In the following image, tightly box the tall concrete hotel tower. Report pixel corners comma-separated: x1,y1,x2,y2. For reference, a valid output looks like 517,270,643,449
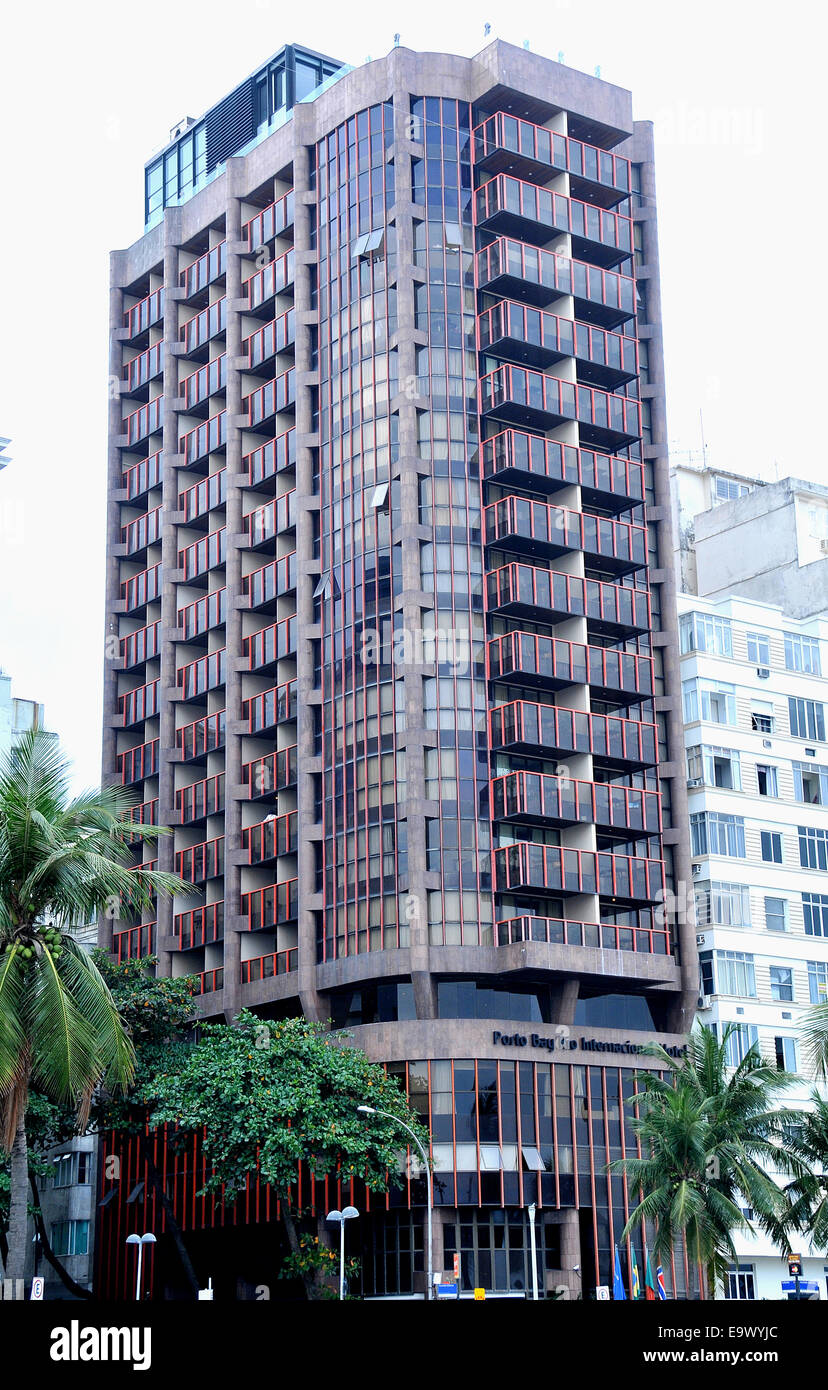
101,39,697,1299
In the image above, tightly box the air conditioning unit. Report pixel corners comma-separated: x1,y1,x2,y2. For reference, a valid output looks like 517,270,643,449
695,933,706,946
687,777,703,787
692,863,702,875
820,538,828,555
697,995,713,1011
756,666,770,679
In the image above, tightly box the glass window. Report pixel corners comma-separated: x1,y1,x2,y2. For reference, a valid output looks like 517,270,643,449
716,950,756,997
808,959,828,1004
803,893,828,937
687,745,741,790
51,1220,89,1258
799,826,828,871
784,632,821,675
712,476,751,505
761,830,783,863
789,697,826,742
746,631,770,666
751,703,774,733
52,1155,74,1188
683,680,737,725
793,762,828,806
691,813,745,858
770,966,793,1002
720,1024,758,1067
775,1036,797,1071
765,897,787,932
756,764,778,797
680,612,732,657
724,1264,756,1299
695,881,751,927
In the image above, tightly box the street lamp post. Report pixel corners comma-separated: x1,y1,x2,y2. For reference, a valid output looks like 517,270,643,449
125,1233,156,1301
527,1203,539,1301
326,1206,359,1300
358,1104,433,1301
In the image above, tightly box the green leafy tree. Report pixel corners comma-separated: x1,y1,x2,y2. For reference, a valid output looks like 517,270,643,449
143,1011,431,1300
608,1025,809,1298
799,1001,828,1082
781,1092,828,1254
0,730,187,1284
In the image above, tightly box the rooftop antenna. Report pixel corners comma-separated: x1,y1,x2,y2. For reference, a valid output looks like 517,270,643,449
699,409,709,468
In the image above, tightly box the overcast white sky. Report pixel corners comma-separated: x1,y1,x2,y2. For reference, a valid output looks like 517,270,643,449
0,0,824,791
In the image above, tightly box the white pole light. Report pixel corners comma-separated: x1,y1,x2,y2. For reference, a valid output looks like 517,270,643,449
357,1104,433,1300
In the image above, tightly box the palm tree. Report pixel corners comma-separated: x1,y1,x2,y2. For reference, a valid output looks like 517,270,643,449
608,1025,809,1299
0,730,186,1286
781,1091,828,1255
799,1002,828,1082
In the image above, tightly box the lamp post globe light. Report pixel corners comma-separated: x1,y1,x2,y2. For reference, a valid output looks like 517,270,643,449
358,1105,433,1301
126,1233,156,1301
326,1206,359,1301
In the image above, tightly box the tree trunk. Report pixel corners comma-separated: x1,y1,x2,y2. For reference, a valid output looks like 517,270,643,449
5,1111,29,1288
281,1200,322,1301
138,1133,201,1298
28,1172,93,1300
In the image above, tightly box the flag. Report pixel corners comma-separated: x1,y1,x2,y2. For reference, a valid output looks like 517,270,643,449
631,1246,641,1300
613,1245,626,1300
645,1250,658,1301
656,1264,667,1300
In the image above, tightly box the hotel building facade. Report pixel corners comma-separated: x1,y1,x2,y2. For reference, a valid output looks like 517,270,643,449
99,39,698,1299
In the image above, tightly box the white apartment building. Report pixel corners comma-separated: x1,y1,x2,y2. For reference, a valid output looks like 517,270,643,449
678,590,828,1299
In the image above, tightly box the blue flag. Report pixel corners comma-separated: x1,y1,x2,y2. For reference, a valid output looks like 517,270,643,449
613,1245,627,1300
656,1264,667,1300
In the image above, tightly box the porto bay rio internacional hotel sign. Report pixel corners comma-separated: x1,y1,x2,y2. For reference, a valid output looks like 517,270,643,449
492,1029,688,1059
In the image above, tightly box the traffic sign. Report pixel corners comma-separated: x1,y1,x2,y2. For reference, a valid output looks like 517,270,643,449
788,1254,803,1278
437,1282,458,1299
30,1277,44,1301
595,1285,610,1301
474,1287,485,1301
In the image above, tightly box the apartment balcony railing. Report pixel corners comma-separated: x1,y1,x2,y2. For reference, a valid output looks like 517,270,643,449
244,309,296,369
243,809,299,865
118,739,159,786
119,678,160,727
487,631,654,703
241,878,299,931
175,836,225,885
476,237,636,325
245,428,296,488
244,491,296,548
176,773,225,824
180,355,227,411
243,368,296,429
244,618,297,672
180,412,227,467
480,429,644,511
124,451,163,502
121,562,161,614
240,949,298,983
113,923,157,962
176,710,226,763
178,588,227,641
178,468,227,524
478,302,637,384
244,189,295,250
179,241,227,299
490,700,658,770
491,771,661,835
192,968,224,996
486,563,650,636
493,842,664,906
121,506,162,557
120,620,161,670
245,553,297,609
479,364,640,447
122,799,158,842
123,288,164,339
180,297,226,354
175,901,224,950
123,398,163,448
176,648,226,701
485,495,647,572
124,343,164,393
475,174,632,260
244,249,295,310
242,680,297,734
243,745,297,800
178,527,226,581
495,914,669,956
473,112,631,204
